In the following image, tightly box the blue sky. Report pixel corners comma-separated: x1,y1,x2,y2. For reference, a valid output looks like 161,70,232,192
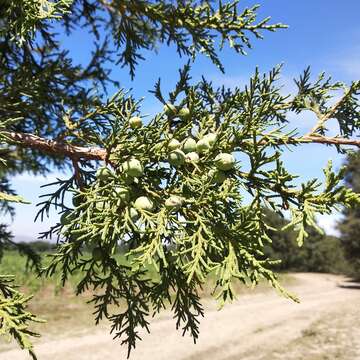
7,0,360,240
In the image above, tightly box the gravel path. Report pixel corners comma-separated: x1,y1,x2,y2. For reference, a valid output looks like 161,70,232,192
3,273,360,360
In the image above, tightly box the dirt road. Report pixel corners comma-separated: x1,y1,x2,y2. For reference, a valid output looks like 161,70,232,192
2,273,360,360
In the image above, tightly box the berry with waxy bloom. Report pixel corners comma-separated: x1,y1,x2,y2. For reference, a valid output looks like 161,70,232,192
203,132,217,147
96,166,112,181
185,152,200,163
168,139,181,151
129,116,142,129
196,138,211,153
129,207,139,221
122,158,144,177
214,153,235,171
183,137,197,153
178,107,190,119
168,149,186,167
134,196,154,211
165,195,183,211
114,186,131,203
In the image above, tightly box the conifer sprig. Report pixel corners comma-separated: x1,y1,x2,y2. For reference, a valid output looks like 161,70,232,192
1,1,359,358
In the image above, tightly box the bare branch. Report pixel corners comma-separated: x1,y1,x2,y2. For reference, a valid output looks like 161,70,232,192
4,131,360,165
300,135,360,147
3,131,107,161
254,135,360,148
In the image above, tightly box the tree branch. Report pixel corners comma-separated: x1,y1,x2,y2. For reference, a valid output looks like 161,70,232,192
3,131,360,164
243,135,360,149
299,135,360,147
3,131,107,160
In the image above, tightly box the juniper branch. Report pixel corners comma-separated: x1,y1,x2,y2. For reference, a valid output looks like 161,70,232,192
4,131,107,161
3,131,359,165
309,82,360,135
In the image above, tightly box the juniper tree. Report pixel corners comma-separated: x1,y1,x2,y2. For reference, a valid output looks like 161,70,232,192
338,151,360,277
1,1,360,358
264,209,347,273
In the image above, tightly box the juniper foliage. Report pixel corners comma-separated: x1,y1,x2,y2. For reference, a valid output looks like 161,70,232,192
0,1,360,358
0,275,44,360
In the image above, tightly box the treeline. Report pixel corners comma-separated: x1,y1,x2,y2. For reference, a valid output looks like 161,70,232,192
263,150,360,278
338,151,360,279
264,209,350,274
9,240,56,252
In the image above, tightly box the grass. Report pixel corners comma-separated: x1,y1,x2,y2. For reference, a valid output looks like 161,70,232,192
0,250,295,297
0,251,84,293
0,252,96,347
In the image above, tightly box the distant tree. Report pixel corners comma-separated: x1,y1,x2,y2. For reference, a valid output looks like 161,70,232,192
19,241,56,253
338,151,360,277
264,210,348,273
1,1,360,358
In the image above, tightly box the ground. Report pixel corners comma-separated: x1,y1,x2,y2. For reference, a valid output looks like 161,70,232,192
1,273,360,359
